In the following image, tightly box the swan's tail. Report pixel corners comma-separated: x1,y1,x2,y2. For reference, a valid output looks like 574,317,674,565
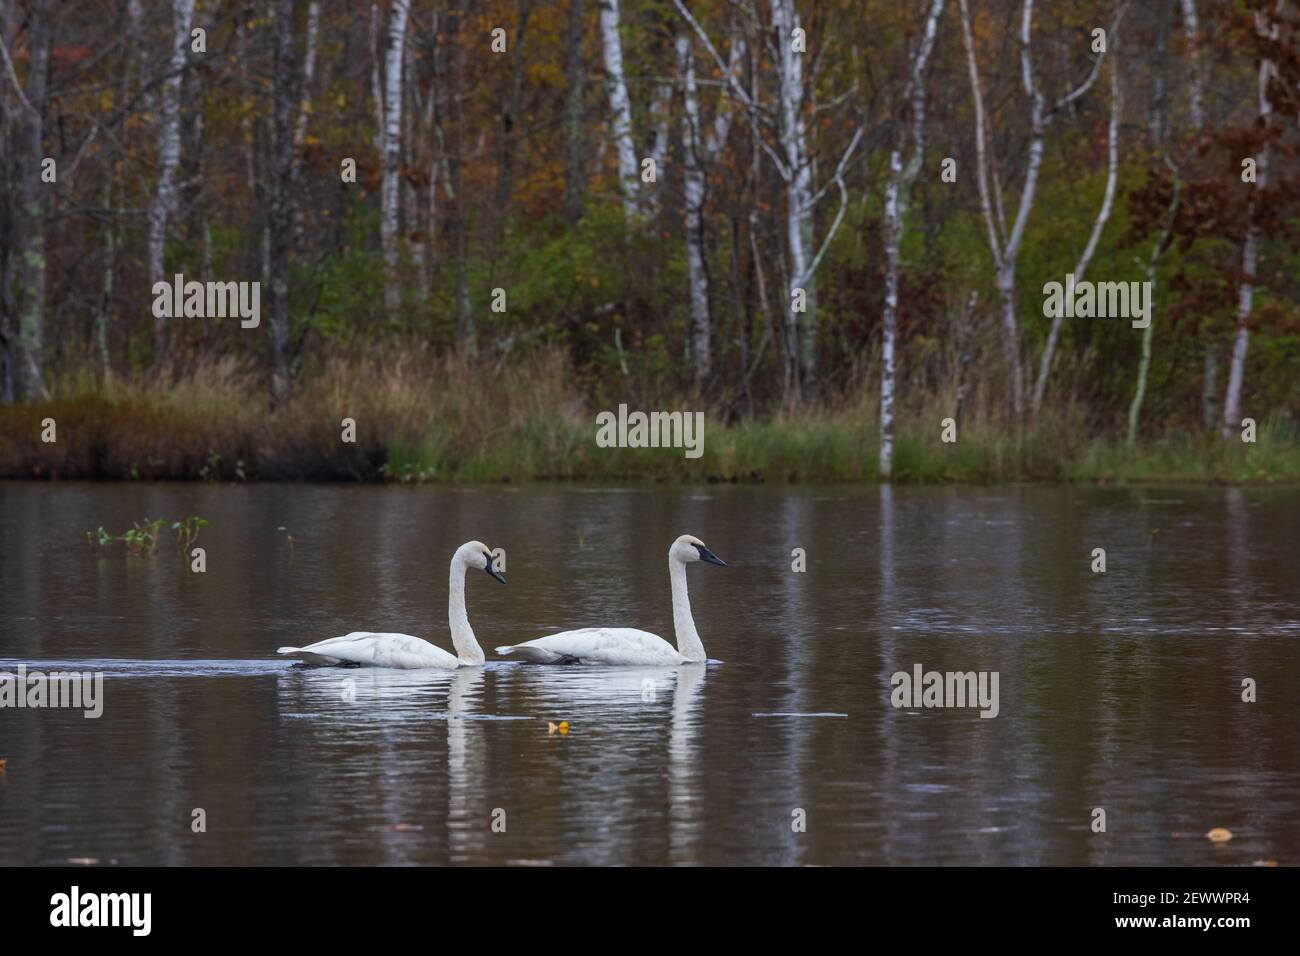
278,647,344,667
495,644,568,664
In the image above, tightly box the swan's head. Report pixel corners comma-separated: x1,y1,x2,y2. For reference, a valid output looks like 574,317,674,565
458,540,507,585
671,534,727,567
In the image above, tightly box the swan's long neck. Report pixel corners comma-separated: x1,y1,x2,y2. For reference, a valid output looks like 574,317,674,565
448,559,485,664
669,557,706,663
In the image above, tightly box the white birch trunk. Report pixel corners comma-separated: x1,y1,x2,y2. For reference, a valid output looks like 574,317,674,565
1128,183,1189,444
880,156,902,477
643,77,673,219
1179,0,1204,130
678,36,711,385
673,0,858,400
1128,159,1181,446
1221,9,1275,438
381,0,410,317
1032,52,1121,411
369,4,385,154
292,0,321,250
147,0,196,363
1222,227,1259,438
269,0,299,405
599,0,640,222
97,162,117,384
126,0,151,112
960,0,1018,416
294,0,321,153
960,0,1112,419
3,0,52,399
770,0,816,396
880,0,945,478
1180,0,1222,431
677,30,743,387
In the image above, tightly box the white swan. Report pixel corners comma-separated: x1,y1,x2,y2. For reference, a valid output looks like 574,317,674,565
277,541,506,669
494,534,725,666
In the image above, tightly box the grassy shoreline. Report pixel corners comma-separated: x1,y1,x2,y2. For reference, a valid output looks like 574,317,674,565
3,352,1297,485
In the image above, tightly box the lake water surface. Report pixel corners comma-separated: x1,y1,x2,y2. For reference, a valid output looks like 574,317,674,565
1,481,1297,865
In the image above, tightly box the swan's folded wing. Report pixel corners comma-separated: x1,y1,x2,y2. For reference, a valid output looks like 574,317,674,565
291,631,381,652
372,634,459,669
284,632,457,669
498,628,681,666
277,648,346,667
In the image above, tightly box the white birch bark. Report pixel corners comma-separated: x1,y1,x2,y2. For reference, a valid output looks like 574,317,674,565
1180,0,1222,430
123,0,150,113
564,0,586,224
1221,6,1276,438
959,0,1019,416
381,0,411,316
1032,52,1121,412
769,0,820,396
678,36,711,385
960,0,1114,419
1222,218,1260,438
98,162,117,384
0,0,52,399
421,13,445,299
642,77,673,219
599,0,640,222
881,0,945,479
292,0,321,250
676,0,795,387
147,0,196,363
370,4,385,154
677,31,743,387
295,0,321,152
1179,0,1204,130
403,35,418,281
674,0,860,399
269,0,299,405
1128,163,1179,447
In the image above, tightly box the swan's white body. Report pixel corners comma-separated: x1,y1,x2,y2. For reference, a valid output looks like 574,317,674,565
497,627,687,666
278,632,462,669
495,535,723,666
277,541,503,669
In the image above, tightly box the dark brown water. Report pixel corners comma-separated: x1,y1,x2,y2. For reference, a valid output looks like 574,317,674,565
1,481,1297,865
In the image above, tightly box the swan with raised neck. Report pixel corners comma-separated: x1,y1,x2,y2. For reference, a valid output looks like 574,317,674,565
494,534,725,666
277,540,505,668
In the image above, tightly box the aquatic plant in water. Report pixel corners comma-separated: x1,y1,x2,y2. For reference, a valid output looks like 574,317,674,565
85,516,208,556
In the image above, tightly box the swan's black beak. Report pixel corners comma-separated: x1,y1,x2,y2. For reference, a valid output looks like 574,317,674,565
695,544,727,567
483,552,507,585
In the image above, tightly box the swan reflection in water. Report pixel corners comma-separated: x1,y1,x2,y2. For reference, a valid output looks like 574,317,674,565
275,661,710,864
494,661,711,864
275,665,504,863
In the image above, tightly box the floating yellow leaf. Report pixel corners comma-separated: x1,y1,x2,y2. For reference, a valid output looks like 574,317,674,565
1206,827,1233,843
